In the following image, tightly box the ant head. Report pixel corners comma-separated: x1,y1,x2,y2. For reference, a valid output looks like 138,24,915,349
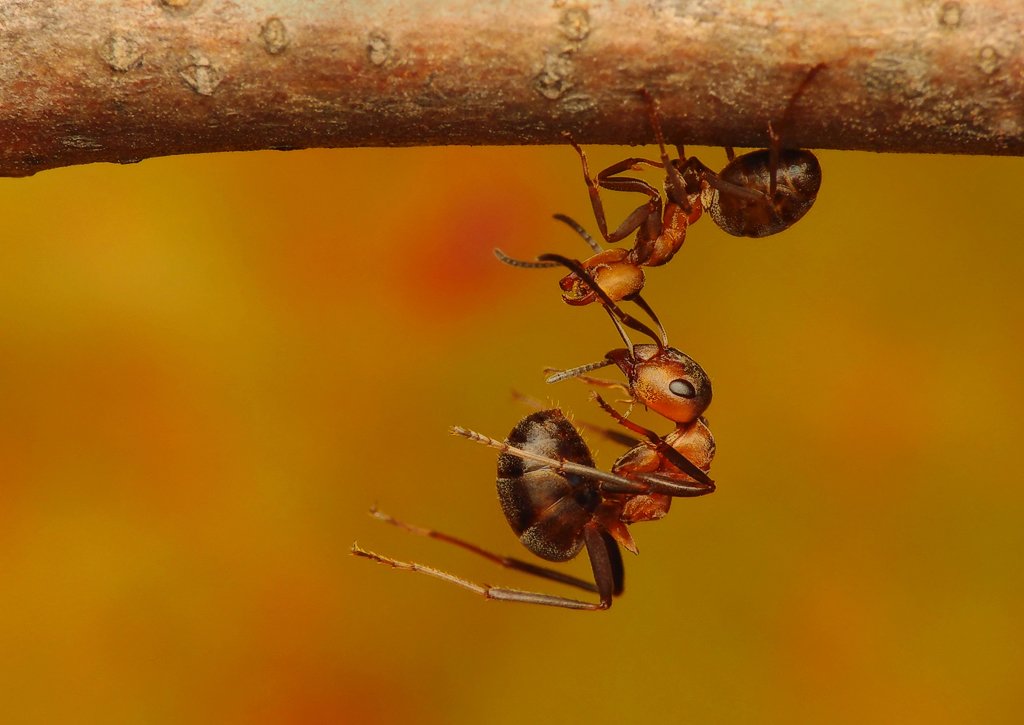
609,345,712,424
536,252,664,349
557,249,645,307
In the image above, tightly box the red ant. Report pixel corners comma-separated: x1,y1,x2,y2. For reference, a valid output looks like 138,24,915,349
491,66,823,341
576,64,825,242
352,261,715,610
539,253,716,522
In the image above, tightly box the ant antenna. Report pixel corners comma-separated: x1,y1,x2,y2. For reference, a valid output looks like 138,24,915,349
493,213,604,269
552,213,603,254
536,253,665,349
545,357,616,384
493,249,558,269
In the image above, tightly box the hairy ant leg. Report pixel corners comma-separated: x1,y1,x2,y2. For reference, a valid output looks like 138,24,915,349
566,135,666,245
592,393,714,489
352,526,618,611
364,506,601,592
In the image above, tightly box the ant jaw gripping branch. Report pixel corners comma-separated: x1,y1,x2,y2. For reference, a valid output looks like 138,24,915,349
535,252,667,349
493,213,665,341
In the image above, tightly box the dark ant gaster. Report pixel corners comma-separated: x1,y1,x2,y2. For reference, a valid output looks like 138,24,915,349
694,64,825,238
587,63,825,241
352,262,715,610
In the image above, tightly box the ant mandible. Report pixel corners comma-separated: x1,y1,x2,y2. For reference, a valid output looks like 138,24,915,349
495,213,671,342
540,253,717,522
352,263,716,610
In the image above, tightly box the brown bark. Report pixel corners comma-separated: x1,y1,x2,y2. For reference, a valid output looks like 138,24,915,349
0,0,1022,177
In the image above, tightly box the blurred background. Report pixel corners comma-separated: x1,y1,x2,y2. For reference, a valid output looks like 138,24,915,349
0,140,1021,724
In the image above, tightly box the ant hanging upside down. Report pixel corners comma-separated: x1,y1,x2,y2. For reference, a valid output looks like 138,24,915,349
495,65,825,340
352,259,716,611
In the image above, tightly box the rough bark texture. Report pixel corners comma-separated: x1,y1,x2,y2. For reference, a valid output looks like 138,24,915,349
0,0,1022,177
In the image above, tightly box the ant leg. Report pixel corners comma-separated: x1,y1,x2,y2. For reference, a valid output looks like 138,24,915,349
768,63,827,198
567,136,663,243
703,172,768,202
510,388,548,411
352,525,615,610
641,89,691,212
574,422,640,449
594,174,665,242
591,394,715,489
724,147,736,162
767,122,780,198
603,529,625,595
452,425,703,497
366,506,598,592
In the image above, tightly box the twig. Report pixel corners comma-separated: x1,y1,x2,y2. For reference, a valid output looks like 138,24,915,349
0,0,1022,177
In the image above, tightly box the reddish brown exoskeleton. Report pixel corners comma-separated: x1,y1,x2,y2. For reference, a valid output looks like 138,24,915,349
492,66,824,340
646,64,825,240
540,253,717,523
493,107,708,341
352,262,716,611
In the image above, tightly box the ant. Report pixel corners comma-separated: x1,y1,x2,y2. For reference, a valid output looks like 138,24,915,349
351,395,714,611
490,65,824,340
539,253,716,522
573,63,825,242
352,262,715,610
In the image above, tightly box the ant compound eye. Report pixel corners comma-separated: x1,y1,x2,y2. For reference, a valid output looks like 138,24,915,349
669,379,696,399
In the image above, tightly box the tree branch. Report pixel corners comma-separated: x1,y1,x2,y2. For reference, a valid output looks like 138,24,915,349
1,0,1022,177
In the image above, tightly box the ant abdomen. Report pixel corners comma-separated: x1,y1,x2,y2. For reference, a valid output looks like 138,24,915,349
497,410,600,562
706,149,822,238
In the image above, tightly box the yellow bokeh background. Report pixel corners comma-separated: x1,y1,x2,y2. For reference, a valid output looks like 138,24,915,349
0,142,1021,724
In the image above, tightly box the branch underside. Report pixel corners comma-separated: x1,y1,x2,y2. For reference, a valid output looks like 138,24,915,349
1,0,1022,176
